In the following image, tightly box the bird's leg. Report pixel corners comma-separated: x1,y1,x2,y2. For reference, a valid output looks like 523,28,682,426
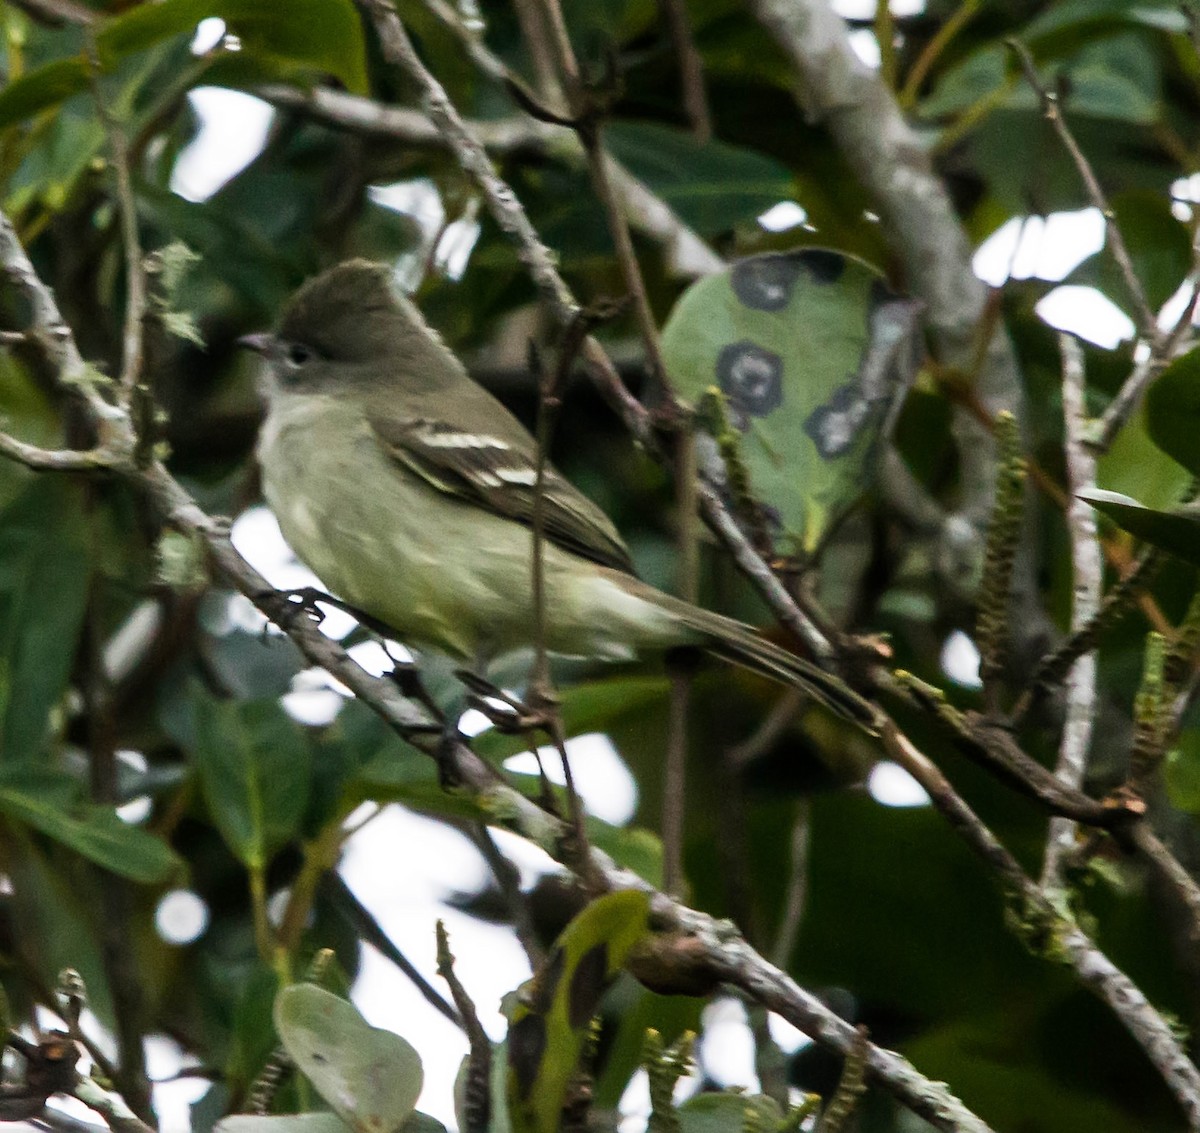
453,669,560,812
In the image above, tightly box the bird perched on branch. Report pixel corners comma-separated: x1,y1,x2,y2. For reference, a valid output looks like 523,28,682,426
241,260,875,731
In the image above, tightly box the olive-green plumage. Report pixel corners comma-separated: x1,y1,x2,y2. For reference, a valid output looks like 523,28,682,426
246,260,876,730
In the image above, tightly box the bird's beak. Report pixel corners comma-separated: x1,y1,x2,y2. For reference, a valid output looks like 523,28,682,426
236,332,274,355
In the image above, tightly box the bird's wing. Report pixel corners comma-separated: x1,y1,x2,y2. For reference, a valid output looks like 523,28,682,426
368,411,635,574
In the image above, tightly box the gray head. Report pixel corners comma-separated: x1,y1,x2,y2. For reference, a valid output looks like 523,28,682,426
239,259,468,397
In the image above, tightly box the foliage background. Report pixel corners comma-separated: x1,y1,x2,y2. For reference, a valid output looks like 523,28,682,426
0,0,1199,1131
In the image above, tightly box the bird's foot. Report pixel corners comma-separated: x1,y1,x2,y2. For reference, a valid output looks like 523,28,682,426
255,586,335,632
454,670,555,733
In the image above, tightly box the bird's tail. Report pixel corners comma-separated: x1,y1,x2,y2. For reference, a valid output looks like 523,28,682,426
662,599,879,733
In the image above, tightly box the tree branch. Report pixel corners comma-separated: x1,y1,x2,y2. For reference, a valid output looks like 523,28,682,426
1041,333,1101,890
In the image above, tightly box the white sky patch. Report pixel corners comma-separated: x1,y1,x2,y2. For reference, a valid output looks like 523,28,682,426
1173,173,1200,203
116,749,153,823
868,760,930,807
833,0,925,15
504,733,637,825
941,628,982,689
281,681,345,726
155,889,210,945
171,88,274,203
1037,286,1135,349
369,179,445,291
341,806,530,1128
847,28,882,68
435,198,482,280
758,200,808,231
1157,277,1199,333
147,1033,209,1133
768,1011,813,1054
973,210,1106,287
699,996,760,1091
190,17,226,55
229,505,358,638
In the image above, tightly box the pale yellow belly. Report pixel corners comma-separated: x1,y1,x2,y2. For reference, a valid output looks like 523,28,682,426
257,395,685,662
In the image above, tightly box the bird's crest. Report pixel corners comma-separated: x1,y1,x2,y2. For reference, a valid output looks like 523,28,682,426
280,259,399,349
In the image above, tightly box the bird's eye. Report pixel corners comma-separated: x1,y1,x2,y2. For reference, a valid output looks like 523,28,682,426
285,343,315,367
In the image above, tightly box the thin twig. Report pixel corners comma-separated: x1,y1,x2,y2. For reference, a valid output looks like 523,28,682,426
71,1078,156,1133
256,83,724,278
470,823,544,966
771,800,811,969
509,0,564,102
533,0,671,390
79,590,151,1120
435,922,492,1133
1129,823,1200,945
1007,39,1162,350
1041,333,1101,891
663,665,689,897
656,0,712,142
84,35,147,408
898,0,980,108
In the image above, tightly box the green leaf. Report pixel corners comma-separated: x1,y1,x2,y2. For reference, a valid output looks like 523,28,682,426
604,123,792,236
677,1091,784,1133
0,0,367,129
216,1115,351,1133
1023,0,1188,41
6,834,115,1025
506,891,650,1133
0,477,91,762
1166,728,1200,813
274,985,424,1133
1078,488,1200,565
192,691,312,868
661,249,921,553
0,765,178,882
216,1113,447,1133
1145,343,1200,478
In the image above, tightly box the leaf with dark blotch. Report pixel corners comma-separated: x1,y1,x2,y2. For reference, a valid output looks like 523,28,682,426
663,249,922,554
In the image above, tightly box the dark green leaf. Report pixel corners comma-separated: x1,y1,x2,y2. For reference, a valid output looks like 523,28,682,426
1145,343,1200,478
192,691,312,868
0,765,178,882
274,985,423,1133
0,0,367,129
0,477,91,762
605,123,792,235
1078,489,1200,565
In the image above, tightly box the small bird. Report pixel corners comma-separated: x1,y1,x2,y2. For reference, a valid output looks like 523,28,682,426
241,260,876,730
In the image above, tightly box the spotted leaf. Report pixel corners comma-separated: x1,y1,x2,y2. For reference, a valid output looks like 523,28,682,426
662,249,923,554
